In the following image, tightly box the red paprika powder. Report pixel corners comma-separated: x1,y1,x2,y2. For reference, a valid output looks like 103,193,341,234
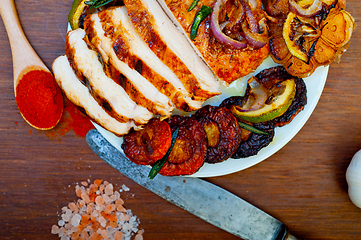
45,98,95,140
15,69,63,129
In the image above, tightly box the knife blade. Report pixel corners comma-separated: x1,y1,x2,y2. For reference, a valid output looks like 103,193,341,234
86,129,300,240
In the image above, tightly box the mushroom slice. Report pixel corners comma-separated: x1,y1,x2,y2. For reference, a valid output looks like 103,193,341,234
123,0,221,100
52,55,137,136
193,105,241,163
66,28,153,125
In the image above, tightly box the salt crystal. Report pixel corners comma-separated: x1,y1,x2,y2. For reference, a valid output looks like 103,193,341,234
58,227,66,237
98,216,107,228
60,236,70,240
118,213,127,221
92,210,99,218
135,233,143,240
58,219,65,227
114,191,120,199
86,204,93,214
123,223,133,232
109,194,117,202
62,209,73,222
68,202,78,212
81,181,88,187
98,229,108,239
122,184,130,191
114,231,123,240
65,222,72,230
102,194,111,204
105,183,114,195
81,192,91,204
71,214,81,227
51,225,60,234
95,195,104,205
106,226,117,236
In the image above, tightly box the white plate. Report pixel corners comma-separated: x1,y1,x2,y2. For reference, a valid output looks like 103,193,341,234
93,56,328,178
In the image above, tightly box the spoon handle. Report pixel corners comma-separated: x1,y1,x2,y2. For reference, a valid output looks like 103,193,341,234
0,0,48,91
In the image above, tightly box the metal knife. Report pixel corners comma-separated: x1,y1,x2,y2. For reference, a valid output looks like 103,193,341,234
86,129,300,240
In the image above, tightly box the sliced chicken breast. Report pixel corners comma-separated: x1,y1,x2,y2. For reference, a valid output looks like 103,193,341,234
84,10,175,116
52,55,137,136
123,0,221,100
155,0,270,84
66,28,153,125
85,6,203,112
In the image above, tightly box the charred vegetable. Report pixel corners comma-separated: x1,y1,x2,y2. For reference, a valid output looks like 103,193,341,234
121,119,172,165
190,5,213,39
232,121,275,158
159,116,207,176
210,0,269,49
194,105,241,163
68,0,90,30
231,78,296,123
266,0,355,77
148,128,179,179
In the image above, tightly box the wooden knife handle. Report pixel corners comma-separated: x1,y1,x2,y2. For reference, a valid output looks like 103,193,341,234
272,224,303,240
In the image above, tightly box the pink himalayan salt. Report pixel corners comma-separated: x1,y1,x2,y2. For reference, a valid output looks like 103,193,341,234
114,231,123,240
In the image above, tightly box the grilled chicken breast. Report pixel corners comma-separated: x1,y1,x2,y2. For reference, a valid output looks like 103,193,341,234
84,7,203,112
52,55,138,136
84,10,175,117
156,0,270,84
123,0,221,100
66,28,153,125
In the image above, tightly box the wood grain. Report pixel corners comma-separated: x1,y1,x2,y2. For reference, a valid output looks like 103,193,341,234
0,1,361,239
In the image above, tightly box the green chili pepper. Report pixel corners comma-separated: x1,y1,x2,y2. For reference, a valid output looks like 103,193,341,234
238,121,270,135
84,0,113,8
190,5,213,40
188,0,200,12
148,127,179,179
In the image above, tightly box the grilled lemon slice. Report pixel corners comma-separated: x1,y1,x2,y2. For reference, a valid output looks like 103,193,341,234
68,0,89,30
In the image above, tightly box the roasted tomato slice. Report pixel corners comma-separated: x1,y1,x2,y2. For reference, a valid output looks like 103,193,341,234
159,116,207,176
193,105,241,163
121,118,172,165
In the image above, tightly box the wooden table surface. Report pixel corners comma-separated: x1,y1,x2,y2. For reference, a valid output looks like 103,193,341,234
1,1,361,239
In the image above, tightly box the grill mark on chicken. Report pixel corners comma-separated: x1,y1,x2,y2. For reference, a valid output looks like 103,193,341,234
156,0,270,84
123,0,220,100
84,12,174,117
52,55,138,136
94,7,204,112
66,28,153,125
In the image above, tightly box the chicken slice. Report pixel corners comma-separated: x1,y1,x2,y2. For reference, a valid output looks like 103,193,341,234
84,10,175,116
123,0,221,101
84,6,204,112
66,28,153,125
155,0,270,84
52,55,137,136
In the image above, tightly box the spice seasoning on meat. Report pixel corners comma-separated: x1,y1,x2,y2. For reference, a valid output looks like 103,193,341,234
15,70,63,129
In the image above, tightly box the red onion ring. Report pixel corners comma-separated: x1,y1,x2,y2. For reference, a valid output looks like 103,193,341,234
289,0,323,17
211,0,248,48
241,18,268,48
242,0,259,33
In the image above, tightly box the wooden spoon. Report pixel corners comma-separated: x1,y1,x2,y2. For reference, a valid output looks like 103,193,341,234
0,0,63,130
